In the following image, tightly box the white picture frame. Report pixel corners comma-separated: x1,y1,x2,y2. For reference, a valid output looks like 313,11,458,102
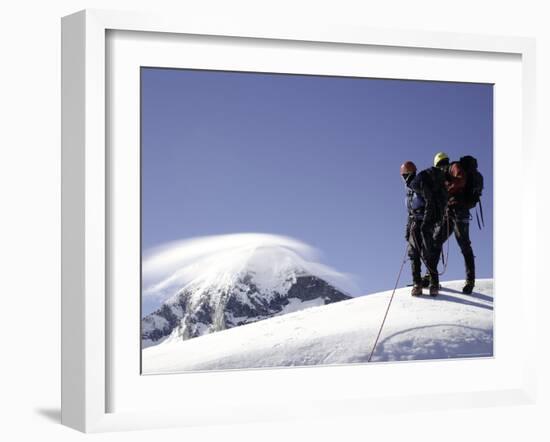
61,9,537,433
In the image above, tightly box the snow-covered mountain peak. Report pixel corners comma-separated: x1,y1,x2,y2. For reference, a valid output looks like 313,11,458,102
143,233,354,302
142,234,354,347
172,244,325,305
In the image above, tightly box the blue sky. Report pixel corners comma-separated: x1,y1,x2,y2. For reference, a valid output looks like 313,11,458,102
141,67,493,312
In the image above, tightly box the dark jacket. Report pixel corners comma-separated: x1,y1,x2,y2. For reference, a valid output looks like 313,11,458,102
409,167,448,226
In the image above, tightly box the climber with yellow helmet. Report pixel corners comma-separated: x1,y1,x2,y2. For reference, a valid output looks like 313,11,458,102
431,151,478,294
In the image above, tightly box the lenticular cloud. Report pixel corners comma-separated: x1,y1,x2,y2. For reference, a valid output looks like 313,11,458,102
142,233,356,300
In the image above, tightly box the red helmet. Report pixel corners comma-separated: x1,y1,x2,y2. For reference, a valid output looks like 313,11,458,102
400,161,417,175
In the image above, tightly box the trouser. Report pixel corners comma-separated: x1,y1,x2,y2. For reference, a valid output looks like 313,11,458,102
407,219,439,287
434,207,475,281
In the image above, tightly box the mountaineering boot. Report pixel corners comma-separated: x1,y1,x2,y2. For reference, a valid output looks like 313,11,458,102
411,284,423,297
429,274,439,297
421,273,430,288
462,280,475,295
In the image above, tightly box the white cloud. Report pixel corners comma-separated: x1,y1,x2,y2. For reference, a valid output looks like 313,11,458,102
142,233,357,300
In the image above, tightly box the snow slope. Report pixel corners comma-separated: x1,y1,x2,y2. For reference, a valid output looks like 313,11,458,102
142,279,493,374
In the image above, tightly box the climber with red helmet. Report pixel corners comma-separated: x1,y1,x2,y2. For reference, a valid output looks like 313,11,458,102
401,160,447,296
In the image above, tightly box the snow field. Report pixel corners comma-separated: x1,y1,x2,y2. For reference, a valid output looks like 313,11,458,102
142,279,494,373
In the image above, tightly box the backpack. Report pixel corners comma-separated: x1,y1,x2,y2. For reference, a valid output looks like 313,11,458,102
458,155,484,209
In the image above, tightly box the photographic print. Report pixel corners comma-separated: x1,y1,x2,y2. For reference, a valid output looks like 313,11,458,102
140,68,493,374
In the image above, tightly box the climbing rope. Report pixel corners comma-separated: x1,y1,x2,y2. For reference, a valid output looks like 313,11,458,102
368,216,453,363
367,245,409,363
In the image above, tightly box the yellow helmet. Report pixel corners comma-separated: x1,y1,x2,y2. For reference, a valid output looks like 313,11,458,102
434,151,449,167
